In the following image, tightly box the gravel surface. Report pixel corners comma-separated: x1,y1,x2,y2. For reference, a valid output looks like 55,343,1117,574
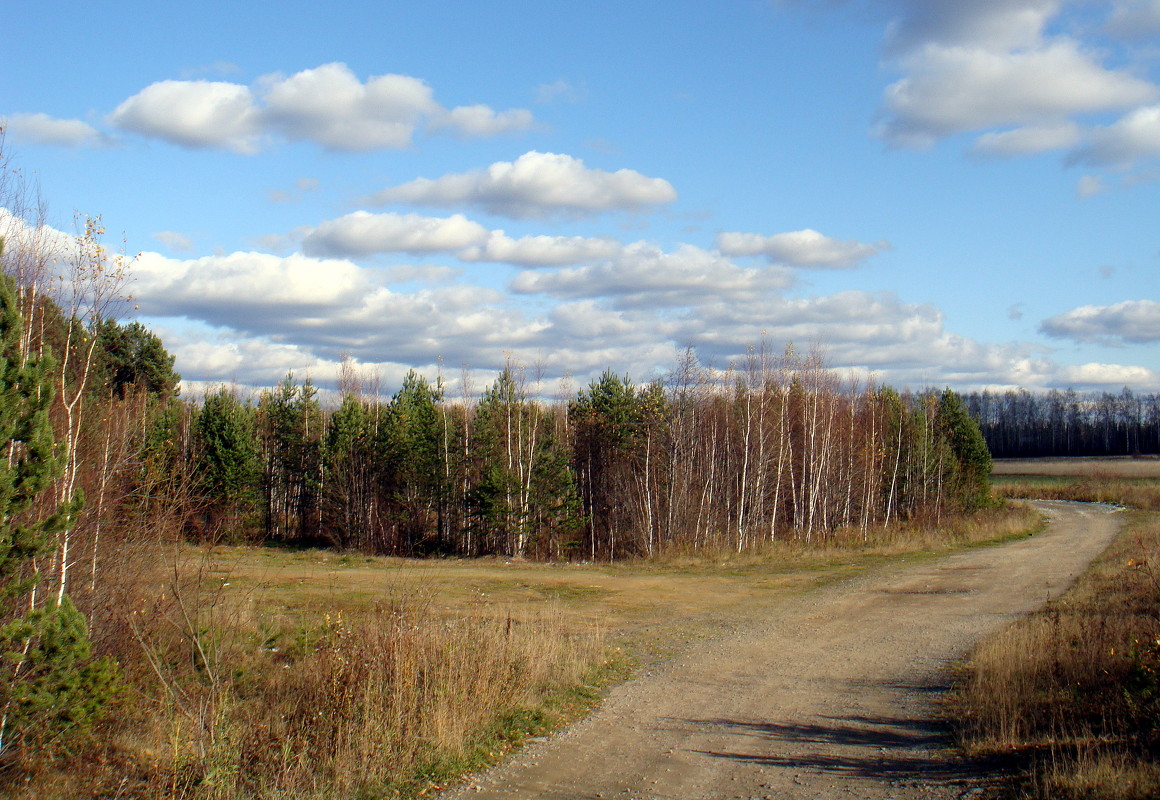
444,501,1124,800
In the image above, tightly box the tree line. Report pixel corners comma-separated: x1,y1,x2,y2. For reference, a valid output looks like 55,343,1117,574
963,388,1160,459
162,345,993,561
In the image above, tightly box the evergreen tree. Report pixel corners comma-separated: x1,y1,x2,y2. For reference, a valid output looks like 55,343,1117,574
257,374,322,545
322,394,382,550
937,388,993,511
0,261,117,757
95,319,180,399
194,387,260,536
383,370,444,553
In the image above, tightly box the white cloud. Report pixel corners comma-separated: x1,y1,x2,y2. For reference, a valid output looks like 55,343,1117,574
106,63,533,153
1040,299,1160,344
511,243,794,306
1076,174,1107,197
972,122,1082,156
1069,105,1160,168
365,151,678,218
884,0,1063,54
152,231,194,252
299,211,490,257
1056,362,1160,386
458,232,624,266
433,104,534,137
132,251,368,322
534,79,585,104
109,80,262,153
4,113,112,148
1105,0,1160,39
715,229,887,268
259,64,438,150
877,39,1158,148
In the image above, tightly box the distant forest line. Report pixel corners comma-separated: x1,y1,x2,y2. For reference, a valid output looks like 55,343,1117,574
963,388,1160,459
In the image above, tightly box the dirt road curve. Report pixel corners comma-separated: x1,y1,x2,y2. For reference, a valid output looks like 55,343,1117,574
444,501,1125,800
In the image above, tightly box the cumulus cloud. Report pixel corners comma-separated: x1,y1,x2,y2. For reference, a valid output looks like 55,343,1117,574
1055,362,1160,386
1040,299,1160,344
972,122,1082,156
877,39,1157,148
1077,174,1108,197
3,113,113,148
883,0,1063,54
130,249,537,370
132,251,375,328
432,105,535,137
1068,105,1160,168
110,80,262,153
106,62,532,152
364,151,678,218
1105,0,1160,38
511,243,794,307
534,79,585,104
130,240,1160,394
715,229,887,268
299,211,490,257
458,232,624,266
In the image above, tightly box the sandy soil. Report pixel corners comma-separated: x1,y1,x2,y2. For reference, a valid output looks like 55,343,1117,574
443,500,1125,800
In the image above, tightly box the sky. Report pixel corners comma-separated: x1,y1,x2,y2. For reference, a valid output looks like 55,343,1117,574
2,0,1159,399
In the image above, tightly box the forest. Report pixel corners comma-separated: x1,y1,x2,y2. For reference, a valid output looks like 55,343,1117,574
964,388,1160,458
158,347,995,561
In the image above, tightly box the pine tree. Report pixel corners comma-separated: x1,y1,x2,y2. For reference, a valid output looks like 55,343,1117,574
194,387,260,537
0,256,118,757
937,388,994,511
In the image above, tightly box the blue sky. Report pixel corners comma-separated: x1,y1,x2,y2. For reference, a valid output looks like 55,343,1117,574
3,0,1159,397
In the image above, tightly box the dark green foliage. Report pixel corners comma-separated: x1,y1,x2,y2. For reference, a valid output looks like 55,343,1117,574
257,373,322,544
937,388,993,511
194,387,260,533
0,596,120,755
383,370,444,553
95,318,180,399
0,258,117,757
571,371,650,557
322,394,383,550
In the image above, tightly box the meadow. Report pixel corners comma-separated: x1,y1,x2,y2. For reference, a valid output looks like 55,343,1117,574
9,506,1038,800
948,457,1160,799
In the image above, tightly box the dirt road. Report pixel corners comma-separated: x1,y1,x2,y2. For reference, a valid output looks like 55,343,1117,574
444,501,1125,800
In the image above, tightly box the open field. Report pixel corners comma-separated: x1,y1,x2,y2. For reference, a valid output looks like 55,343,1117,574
991,457,1160,511
992,456,1160,479
195,507,1039,667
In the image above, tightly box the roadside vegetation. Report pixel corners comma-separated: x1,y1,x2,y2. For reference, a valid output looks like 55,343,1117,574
950,458,1160,799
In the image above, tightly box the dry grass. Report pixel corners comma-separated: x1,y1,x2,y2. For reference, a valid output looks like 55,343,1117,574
1,552,610,800
2,504,1040,800
992,457,1160,479
948,509,1160,799
992,457,1160,511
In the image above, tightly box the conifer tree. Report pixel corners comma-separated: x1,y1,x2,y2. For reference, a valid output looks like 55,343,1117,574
0,254,117,757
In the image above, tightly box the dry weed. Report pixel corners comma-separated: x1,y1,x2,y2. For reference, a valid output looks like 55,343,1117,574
948,511,1160,799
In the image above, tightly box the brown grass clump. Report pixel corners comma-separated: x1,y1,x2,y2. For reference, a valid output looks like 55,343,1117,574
1,549,607,800
994,474,1160,512
948,511,1160,799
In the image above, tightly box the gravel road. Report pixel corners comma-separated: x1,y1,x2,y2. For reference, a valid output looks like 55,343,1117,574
444,500,1124,800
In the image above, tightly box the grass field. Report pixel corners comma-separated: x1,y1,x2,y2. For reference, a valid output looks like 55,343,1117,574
5,497,1044,799
992,456,1160,478
990,457,1160,511
947,458,1160,799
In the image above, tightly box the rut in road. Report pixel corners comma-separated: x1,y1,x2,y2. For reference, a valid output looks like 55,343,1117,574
443,501,1125,800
